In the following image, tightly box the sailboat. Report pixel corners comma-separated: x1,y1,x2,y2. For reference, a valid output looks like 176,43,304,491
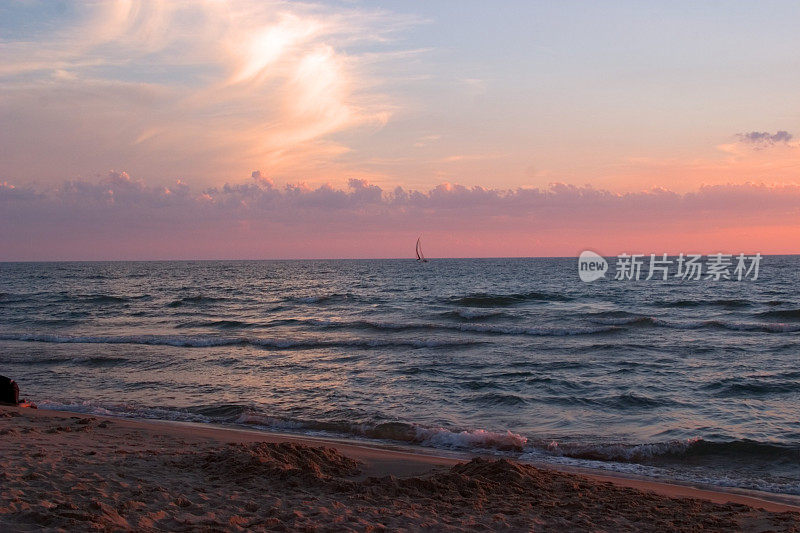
416,236,428,263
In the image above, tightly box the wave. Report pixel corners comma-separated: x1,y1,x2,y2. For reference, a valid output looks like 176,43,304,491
601,392,676,408
544,437,702,462
167,295,227,307
0,292,31,304
656,298,752,309
415,427,528,451
32,399,800,494
35,398,530,453
72,294,132,304
582,310,659,327
589,315,657,327
35,399,530,453
37,400,216,424
586,310,637,318
75,355,132,367
446,291,571,307
288,317,619,337
63,293,153,304
654,319,800,333
174,319,256,329
756,309,800,320
37,399,800,465
547,392,683,409
287,318,437,332
0,292,153,305
0,332,479,350
439,309,517,321
465,392,528,406
705,320,800,333
238,413,530,452
281,293,358,304
545,437,800,464
766,300,791,306
453,323,619,336
702,377,800,397
4,317,80,327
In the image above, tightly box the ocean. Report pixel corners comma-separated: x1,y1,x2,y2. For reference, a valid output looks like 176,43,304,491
1,258,798,495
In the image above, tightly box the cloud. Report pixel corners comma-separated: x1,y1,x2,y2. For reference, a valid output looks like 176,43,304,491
737,130,794,147
3,172,800,259
0,1,415,185
6,172,800,222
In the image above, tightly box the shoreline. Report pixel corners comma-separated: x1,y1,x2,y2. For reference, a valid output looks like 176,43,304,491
12,406,800,513
3,405,800,531
29,405,800,512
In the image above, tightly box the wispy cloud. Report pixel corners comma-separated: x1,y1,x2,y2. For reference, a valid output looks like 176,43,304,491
0,1,414,184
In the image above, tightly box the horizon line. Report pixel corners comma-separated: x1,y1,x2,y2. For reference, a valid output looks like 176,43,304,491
0,253,792,264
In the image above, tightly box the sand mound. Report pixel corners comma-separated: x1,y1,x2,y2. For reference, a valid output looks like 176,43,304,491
362,457,574,500
356,458,800,531
451,456,544,484
179,441,361,483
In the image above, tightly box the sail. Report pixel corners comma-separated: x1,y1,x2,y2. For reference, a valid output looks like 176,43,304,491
416,236,427,262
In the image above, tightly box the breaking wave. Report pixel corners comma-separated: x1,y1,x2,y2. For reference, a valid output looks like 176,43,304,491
33,399,800,493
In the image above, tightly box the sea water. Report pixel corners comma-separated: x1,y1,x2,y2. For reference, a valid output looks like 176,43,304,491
1,258,798,495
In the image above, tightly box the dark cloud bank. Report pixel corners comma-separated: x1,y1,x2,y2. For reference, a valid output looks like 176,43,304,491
2,171,799,259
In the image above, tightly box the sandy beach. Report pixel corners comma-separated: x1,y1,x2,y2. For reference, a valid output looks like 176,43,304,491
0,406,798,532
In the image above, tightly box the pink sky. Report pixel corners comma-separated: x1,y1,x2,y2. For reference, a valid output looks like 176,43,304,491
1,1,799,259
2,172,798,260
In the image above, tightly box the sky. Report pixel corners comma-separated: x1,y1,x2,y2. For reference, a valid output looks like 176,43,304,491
1,0,800,260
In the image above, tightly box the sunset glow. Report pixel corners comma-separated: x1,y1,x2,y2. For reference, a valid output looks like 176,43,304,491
2,0,800,259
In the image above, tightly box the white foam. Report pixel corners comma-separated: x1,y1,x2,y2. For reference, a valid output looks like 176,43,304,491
416,427,528,450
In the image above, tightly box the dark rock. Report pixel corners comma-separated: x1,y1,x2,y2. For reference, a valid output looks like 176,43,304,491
0,375,20,406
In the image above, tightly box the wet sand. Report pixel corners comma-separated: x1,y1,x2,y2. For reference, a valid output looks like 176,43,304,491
1,406,799,531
